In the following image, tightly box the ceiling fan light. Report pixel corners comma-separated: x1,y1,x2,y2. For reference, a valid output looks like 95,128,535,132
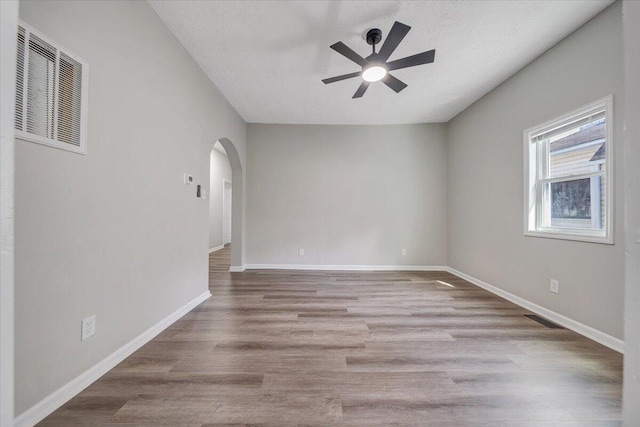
362,65,387,82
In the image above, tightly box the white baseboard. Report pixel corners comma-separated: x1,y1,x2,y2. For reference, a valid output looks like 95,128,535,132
208,244,224,253
243,264,448,272
446,267,624,354
229,265,245,272
14,290,211,427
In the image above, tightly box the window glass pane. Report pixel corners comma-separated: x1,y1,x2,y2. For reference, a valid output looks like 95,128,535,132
15,27,25,130
549,117,605,178
26,34,57,139
57,53,82,146
544,177,604,231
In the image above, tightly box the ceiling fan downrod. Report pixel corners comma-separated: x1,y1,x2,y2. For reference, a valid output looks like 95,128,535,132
366,28,382,55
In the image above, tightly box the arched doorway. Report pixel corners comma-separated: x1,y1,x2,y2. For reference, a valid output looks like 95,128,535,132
209,138,243,271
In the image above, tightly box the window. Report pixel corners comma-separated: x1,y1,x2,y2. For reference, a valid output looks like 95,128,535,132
15,22,88,154
524,96,613,244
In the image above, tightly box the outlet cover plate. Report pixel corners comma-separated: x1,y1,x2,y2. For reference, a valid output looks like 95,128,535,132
550,279,559,294
82,315,96,341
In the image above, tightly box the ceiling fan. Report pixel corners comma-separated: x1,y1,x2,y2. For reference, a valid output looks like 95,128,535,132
322,21,435,99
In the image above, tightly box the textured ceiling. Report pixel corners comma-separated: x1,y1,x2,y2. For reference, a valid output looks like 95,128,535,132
149,0,612,125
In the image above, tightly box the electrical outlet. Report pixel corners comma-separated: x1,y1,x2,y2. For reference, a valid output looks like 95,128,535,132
401,248,406,256
299,248,304,256
81,315,96,341
550,279,559,294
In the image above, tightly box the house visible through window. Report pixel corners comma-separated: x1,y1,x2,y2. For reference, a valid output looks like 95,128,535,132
524,96,613,244
15,22,88,154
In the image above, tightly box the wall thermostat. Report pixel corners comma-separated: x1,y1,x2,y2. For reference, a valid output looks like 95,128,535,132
183,173,194,185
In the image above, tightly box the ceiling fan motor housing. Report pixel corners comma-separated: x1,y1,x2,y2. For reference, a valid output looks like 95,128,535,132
366,28,383,46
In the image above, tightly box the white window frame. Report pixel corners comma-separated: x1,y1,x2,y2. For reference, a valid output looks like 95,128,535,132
15,21,89,155
523,95,614,244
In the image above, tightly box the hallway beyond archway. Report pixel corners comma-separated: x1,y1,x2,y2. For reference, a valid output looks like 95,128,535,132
209,244,231,274
211,137,243,270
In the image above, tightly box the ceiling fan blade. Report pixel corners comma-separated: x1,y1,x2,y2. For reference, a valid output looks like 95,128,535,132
378,21,411,61
382,73,407,93
330,41,368,67
322,71,362,84
352,81,370,98
386,49,435,71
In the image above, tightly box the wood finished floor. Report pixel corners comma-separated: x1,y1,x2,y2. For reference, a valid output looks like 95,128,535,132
39,245,623,426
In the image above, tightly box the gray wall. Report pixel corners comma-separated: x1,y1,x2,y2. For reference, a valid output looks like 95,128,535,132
16,0,246,414
447,1,624,338
209,148,232,249
622,0,640,422
246,124,448,267
0,1,18,424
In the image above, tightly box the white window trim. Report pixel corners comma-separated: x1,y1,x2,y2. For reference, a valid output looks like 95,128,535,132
523,95,614,244
15,20,89,155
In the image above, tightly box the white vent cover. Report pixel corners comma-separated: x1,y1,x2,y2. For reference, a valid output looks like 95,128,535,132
15,22,89,154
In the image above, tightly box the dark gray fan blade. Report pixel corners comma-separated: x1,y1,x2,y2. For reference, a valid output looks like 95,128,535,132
386,49,435,71
352,81,370,98
382,73,407,93
322,71,362,84
378,21,411,61
330,42,368,67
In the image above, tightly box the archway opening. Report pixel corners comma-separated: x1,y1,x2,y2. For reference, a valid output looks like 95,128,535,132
208,142,232,271
208,138,243,272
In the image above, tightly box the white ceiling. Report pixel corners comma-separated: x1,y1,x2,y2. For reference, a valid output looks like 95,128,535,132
149,0,612,125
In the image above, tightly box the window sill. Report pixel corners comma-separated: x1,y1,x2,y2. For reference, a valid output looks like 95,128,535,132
16,131,86,155
524,229,613,245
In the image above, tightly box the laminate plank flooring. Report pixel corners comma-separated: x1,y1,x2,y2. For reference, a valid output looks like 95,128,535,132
208,244,231,273
38,245,622,426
